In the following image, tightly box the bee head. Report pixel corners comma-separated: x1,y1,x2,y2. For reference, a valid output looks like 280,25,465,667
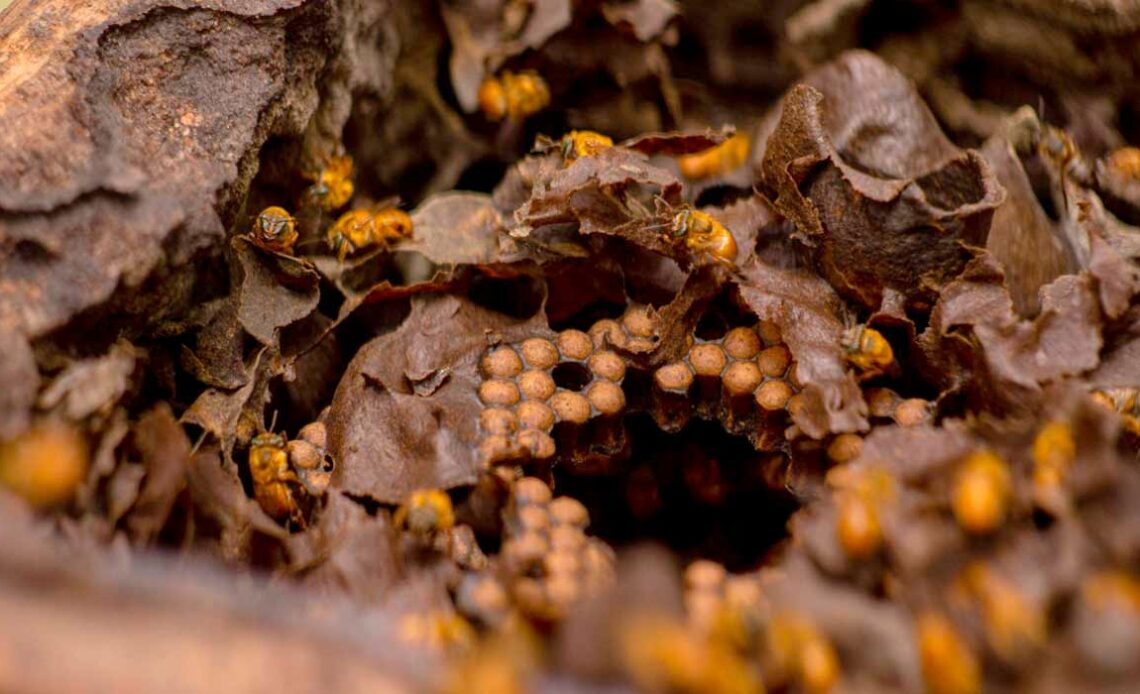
259,217,284,239
841,325,864,353
1040,129,1071,161
672,209,691,238
252,432,286,449
310,180,330,199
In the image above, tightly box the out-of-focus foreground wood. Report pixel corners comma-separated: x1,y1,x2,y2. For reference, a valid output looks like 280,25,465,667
0,501,424,692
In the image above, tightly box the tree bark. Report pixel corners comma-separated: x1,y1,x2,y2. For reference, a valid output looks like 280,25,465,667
0,0,393,342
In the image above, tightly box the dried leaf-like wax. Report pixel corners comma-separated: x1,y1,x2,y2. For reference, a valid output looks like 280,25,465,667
738,258,867,439
759,51,1004,312
917,256,1106,415
125,403,192,543
327,295,548,504
234,238,320,346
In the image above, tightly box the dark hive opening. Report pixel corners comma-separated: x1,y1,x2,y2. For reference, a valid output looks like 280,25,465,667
469,273,545,319
553,414,799,572
552,362,593,392
454,157,510,194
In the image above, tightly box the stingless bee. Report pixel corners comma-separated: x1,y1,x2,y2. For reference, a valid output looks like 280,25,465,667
249,431,303,525
249,206,299,254
478,70,551,121
669,207,738,264
395,489,456,537
326,204,414,260
304,154,355,212
1008,107,1090,215
1091,387,1140,435
677,132,751,180
248,420,333,526
560,130,613,165
1106,146,1140,182
842,325,895,380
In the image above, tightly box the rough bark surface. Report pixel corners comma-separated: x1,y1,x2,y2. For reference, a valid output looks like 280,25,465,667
0,0,391,343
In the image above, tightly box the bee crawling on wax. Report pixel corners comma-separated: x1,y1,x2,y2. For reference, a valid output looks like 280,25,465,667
249,431,304,525
248,420,333,527
677,131,751,180
668,206,738,265
395,489,456,539
559,130,613,165
303,153,355,212
326,202,414,261
248,206,299,255
1006,107,1090,213
843,325,896,380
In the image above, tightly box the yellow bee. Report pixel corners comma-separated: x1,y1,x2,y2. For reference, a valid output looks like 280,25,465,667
249,432,302,524
831,467,895,560
399,611,477,652
1091,388,1137,413
326,206,414,260
766,613,842,693
843,325,895,379
917,612,981,694
395,489,455,537
1106,146,1140,182
677,132,751,180
249,206,298,254
670,208,737,264
304,154,355,212
478,70,550,121
1031,420,1075,495
1038,126,1078,172
956,563,1046,662
560,130,613,164
1037,125,1093,210
952,450,1011,535
1091,387,1140,435
0,423,88,508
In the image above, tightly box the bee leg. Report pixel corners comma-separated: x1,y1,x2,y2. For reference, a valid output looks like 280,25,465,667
283,473,308,529
287,504,307,530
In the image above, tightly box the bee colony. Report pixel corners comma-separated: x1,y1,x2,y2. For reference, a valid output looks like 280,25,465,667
1,0,1140,692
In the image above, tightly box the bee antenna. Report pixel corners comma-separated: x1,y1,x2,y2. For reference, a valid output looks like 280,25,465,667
188,430,208,458
268,409,279,434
